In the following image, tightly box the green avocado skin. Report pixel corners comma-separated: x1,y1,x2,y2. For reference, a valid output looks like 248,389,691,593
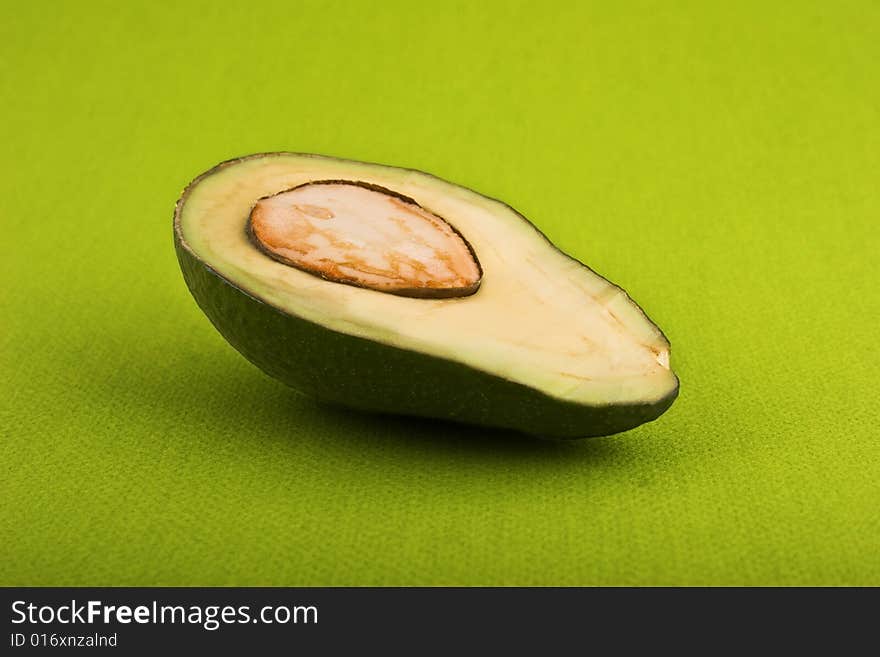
175,238,678,439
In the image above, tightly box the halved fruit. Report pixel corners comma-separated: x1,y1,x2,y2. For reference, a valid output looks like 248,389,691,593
174,153,678,438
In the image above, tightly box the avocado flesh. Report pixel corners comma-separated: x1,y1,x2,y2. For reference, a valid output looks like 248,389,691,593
175,153,678,437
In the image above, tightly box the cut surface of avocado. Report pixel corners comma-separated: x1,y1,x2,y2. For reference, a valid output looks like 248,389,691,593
175,153,678,436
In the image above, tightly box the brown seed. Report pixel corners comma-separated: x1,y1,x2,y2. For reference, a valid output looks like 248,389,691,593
249,181,482,298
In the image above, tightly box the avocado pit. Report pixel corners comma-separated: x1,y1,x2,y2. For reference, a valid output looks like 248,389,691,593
248,181,482,298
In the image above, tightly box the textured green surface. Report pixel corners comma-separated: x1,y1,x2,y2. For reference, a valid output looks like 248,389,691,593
2,1,878,585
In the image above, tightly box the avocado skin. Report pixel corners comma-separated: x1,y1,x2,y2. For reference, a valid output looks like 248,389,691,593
174,238,678,439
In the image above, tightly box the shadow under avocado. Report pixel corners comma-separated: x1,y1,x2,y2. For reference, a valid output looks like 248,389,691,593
73,295,666,472
178,357,654,471
306,397,627,458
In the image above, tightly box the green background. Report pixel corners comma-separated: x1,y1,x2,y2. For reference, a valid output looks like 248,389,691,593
2,0,878,586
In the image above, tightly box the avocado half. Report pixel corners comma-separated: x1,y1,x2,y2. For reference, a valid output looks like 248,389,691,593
174,153,678,438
